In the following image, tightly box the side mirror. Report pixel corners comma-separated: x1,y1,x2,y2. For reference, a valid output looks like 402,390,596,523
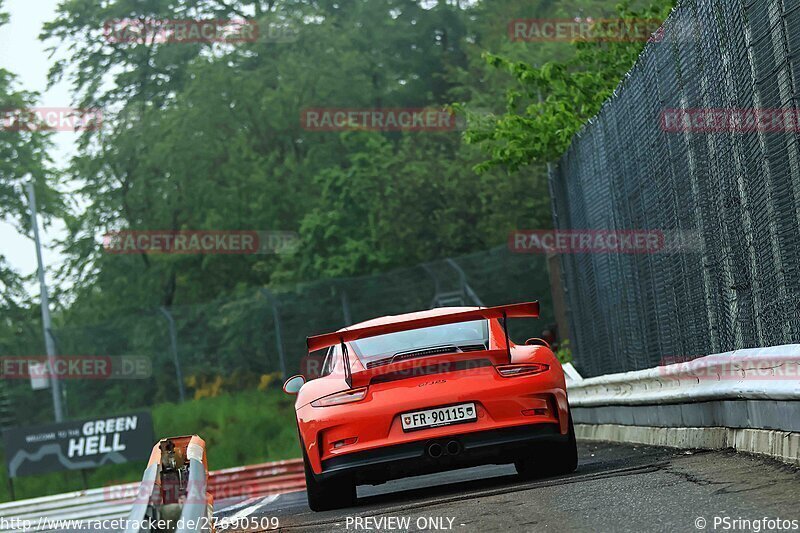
282,375,306,395
525,338,551,349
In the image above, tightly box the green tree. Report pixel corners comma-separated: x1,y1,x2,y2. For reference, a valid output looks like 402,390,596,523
0,3,60,309
461,0,675,171
43,0,480,310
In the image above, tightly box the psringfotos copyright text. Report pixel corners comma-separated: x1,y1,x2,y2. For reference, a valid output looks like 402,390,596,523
345,516,458,530
695,516,799,531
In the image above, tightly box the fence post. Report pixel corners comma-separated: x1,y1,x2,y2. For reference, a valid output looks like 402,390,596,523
26,181,64,423
340,289,353,326
446,258,485,307
546,252,571,344
261,289,287,379
159,307,186,403
45,329,68,419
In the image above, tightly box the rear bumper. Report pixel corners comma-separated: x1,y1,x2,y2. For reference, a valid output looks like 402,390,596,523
297,362,570,475
318,423,564,484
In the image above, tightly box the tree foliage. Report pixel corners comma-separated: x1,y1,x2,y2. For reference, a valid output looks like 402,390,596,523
41,0,589,314
0,1,60,342
462,0,675,171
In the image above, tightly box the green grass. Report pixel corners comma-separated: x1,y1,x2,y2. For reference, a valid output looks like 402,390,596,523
0,388,300,502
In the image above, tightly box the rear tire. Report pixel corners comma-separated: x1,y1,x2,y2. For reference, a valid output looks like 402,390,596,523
303,449,356,512
515,413,578,480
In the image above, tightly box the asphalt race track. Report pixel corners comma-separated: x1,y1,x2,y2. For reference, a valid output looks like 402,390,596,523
213,442,800,532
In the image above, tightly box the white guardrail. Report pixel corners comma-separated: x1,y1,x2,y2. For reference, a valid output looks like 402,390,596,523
566,344,800,466
0,483,136,532
0,457,307,532
567,345,800,405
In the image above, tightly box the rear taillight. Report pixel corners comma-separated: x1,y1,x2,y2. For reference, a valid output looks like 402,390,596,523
496,363,549,377
311,387,368,407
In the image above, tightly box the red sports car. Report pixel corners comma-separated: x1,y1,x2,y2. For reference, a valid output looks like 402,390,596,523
282,302,577,511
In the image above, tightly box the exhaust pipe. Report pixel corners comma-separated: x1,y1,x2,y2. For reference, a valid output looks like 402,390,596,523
427,441,462,458
427,442,443,458
446,440,461,456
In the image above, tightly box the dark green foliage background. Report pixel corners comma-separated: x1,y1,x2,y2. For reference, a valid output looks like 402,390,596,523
0,0,673,498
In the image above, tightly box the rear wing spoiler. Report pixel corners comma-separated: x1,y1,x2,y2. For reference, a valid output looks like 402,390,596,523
307,302,539,352
307,302,539,386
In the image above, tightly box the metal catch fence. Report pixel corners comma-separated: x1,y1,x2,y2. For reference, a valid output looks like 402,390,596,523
551,0,800,377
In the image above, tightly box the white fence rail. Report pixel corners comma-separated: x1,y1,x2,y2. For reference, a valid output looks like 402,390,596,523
568,345,800,405
0,458,306,532
0,483,135,532
567,344,800,465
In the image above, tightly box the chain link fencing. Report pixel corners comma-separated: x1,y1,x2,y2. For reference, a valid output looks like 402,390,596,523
1,247,553,425
550,0,800,377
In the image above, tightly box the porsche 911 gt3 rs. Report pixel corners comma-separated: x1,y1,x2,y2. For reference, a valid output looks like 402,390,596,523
282,302,577,511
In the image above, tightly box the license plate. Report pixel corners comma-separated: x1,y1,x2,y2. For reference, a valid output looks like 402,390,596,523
401,402,477,432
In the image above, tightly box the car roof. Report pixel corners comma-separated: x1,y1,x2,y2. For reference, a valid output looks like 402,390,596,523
343,306,481,331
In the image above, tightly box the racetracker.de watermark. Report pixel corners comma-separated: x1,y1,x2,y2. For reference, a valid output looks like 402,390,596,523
103,18,265,43
0,107,102,132
0,356,151,380
301,108,459,132
661,108,800,132
509,18,663,42
0,517,278,532
300,354,497,380
660,354,800,381
103,230,299,255
510,230,702,254
510,230,663,254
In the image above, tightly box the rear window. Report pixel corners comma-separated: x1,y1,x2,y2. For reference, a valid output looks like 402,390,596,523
350,320,488,364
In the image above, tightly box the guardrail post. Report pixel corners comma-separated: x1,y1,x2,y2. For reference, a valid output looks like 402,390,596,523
126,435,213,533
177,436,212,533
